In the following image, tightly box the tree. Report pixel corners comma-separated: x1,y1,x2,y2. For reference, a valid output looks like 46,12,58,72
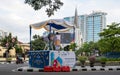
31,35,46,50
25,0,63,17
98,22,120,54
14,45,23,54
99,22,120,38
0,33,18,57
0,33,18,51
69,43,77,51
75,41,99,56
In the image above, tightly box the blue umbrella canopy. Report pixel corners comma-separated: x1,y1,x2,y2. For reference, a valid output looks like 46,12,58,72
30,19,74,32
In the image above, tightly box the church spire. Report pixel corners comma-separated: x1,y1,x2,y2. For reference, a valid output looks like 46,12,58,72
74,7,79,28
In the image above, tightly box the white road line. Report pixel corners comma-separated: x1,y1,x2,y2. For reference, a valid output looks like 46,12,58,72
12,69,16,72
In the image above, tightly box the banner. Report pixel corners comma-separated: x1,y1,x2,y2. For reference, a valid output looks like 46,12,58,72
49,51,76,67
29,51,49,68
29,51,76,68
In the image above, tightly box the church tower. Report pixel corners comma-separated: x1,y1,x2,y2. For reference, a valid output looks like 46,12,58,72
74,8,82,47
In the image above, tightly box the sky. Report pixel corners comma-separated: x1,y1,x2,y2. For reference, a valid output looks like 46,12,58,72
0,0,120,43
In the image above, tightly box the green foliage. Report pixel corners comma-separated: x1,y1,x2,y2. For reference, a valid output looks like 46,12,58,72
75,49,82,56
0,33,18,51
98,22,120,54
25,0,63,17
31,35,46,50
14,45,23,54
6,57,12,61
107,58,120,61
78,56,87,63
69,43,77,51
99,56,107,63
76,41,99,56
63,43,77,51
99,22,120,38
64,45,70,51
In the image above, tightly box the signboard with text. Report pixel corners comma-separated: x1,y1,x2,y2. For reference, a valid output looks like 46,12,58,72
49,51,76,67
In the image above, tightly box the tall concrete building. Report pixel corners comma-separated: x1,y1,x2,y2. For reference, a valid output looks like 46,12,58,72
64,11,107,43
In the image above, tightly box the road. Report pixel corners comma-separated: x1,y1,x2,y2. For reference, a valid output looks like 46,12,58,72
0,63,120,75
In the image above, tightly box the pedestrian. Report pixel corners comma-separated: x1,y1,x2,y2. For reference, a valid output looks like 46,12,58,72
48,33,55,50
22,53,25,61
54,32,61,51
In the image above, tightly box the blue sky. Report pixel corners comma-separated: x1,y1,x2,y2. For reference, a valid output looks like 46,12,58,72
0,0,120,43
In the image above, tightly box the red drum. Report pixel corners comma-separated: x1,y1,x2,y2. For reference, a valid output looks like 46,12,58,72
53,66,61,72
44,66,53,72
61,66,70,72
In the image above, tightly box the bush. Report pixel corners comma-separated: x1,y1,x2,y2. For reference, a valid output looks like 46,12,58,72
78,56,87,63
78,56,87,67
6,57,12,63
99,57,107,63
95,57,101,62
107,58,120,61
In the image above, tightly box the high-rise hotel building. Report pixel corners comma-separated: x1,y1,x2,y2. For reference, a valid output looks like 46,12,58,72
64,11,107,43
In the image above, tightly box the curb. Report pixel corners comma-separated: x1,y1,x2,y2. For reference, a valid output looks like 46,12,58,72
116,68,120,70
0,62,15,64
72,68,78,71
76,66,120,71
81,68,87,71
91,68,96,71
0,61,28,64
17,66,120,72
18,68,23,71
27,69,33,72
17,68,44,72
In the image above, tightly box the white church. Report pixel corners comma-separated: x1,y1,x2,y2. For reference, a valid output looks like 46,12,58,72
61,8,82,48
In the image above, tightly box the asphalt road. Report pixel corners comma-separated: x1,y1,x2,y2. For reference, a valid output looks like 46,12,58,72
0,63,120,75
0,62,28,71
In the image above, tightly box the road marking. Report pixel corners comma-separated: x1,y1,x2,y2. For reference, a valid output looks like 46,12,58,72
12,69,16,72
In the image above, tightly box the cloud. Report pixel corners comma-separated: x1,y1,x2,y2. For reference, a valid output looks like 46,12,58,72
0,0,120,43
0,0,47,43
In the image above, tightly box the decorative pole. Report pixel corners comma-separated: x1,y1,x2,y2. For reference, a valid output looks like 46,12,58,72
29,25,32,50
73,26,75,51
49,24,52,50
